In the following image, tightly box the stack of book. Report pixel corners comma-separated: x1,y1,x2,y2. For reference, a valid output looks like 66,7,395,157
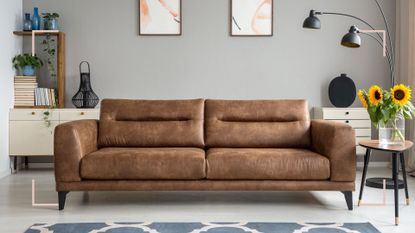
35,88,57,107
14,76,38,107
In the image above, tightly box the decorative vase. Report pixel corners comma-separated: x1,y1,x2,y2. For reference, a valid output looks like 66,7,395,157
44,18,58,30
31,7,41,30
22,65,35,76
23,13,32,31
72,61,99,108
378,113,405,145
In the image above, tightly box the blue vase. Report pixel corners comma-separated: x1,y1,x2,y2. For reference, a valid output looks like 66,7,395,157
23,13,32,31
31,7,41,30
22,65,35,76
44,18,58,30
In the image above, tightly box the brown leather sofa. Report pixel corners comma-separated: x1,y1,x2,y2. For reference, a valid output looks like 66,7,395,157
54,99,356,210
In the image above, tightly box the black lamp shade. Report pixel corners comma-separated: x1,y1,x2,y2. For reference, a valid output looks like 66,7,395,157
341,26,361,48
303,10,321,29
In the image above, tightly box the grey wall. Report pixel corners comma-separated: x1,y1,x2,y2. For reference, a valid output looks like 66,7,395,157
22,0,396,163
0,0,22,178
23,0,395,109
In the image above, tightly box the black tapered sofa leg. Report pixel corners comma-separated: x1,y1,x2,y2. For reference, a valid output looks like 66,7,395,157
342,191,353,210
58,191,69,210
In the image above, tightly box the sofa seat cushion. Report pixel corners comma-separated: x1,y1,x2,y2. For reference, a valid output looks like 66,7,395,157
81,148,206,180
206,148,330,180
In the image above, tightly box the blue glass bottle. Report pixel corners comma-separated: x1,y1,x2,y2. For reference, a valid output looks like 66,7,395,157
31,7,41,30
23,13,32,31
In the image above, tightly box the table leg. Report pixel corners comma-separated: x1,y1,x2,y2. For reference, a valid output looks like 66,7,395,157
358,148,371,206
400,152,410,205
393,153,399,225
13,156,17,171
25,156,28,169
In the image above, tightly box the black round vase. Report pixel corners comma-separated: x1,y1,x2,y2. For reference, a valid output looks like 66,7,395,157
72,61,99,108
328,73,356,107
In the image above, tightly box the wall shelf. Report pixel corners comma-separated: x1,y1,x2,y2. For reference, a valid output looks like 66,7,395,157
13,31,66,108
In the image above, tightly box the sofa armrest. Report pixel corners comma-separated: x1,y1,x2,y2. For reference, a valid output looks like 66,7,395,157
54,120,98,182
311,120,356,182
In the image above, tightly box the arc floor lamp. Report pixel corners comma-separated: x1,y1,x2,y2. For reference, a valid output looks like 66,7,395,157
302,1,395,86
302,0,402,208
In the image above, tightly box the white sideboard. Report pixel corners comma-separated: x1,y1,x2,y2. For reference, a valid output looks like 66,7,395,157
313,107,372,156
9,108,99,170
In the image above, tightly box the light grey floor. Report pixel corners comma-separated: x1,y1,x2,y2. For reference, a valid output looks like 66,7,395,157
0,168,414,233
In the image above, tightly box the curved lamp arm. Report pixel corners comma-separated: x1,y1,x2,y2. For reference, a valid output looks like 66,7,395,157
360,32,393,79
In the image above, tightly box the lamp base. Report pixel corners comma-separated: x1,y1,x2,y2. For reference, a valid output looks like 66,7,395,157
366,177,405,189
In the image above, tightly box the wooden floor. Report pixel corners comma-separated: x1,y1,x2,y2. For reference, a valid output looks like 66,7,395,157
0,168,414,233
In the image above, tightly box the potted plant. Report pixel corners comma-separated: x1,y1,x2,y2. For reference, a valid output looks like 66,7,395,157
358,84,415,145
42,13,59,30
12,53,43,76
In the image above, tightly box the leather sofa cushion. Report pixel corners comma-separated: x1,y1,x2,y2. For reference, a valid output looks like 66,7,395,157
206,148,330,180
98,99,205,148
205,100,311,148
81,148,206,180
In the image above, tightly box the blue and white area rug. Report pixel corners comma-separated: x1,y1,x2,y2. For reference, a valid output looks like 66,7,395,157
25,222,381,233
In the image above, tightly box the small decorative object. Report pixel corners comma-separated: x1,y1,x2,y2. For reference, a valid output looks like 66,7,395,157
72,61,99,108
139,0,181,35
23,13,32,31
12,53,43,76
358,84,415,145
231,0,273,36
42,13,59,30
328,73,356,107
31,7,41,30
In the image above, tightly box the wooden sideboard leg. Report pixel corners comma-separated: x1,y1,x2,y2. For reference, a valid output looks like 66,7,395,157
342,191,353,210
58,191,69,210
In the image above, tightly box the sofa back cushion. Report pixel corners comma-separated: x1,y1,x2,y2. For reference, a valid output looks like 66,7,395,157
205,99,311,148
98,99,205,148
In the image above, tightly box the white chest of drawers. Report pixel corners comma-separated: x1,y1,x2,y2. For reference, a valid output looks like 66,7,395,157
9,109,100,168
313,107,372,155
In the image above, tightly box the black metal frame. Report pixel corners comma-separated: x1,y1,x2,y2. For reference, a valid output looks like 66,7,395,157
359,149,410,225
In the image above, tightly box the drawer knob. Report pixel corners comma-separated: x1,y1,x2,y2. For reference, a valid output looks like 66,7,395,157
345,112,350,115
31,112,36,115
80,112,85,115
345,120,350,123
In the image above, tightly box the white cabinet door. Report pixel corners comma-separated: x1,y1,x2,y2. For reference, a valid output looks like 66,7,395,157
9,121,59,156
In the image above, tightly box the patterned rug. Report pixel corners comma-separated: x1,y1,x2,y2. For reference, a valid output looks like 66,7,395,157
25,222,381,233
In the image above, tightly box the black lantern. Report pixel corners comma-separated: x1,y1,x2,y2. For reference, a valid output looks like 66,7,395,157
72,61,99,108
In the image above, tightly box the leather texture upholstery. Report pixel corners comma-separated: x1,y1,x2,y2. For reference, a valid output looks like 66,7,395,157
54,120,98,182
206,148,330,180
98,99,205,148
311,120,356,182
54,99,356,193
205,100,311,148
81,147,206,180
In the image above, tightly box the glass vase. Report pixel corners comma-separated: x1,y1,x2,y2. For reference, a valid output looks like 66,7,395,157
31,7,41,30
23,13,32,31
378,114,405,145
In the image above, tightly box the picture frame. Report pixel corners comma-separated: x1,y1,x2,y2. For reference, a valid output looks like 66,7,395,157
139,0,182,36
230,0,273,37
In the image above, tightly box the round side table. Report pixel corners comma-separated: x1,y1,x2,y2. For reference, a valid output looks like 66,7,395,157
358,140,413,226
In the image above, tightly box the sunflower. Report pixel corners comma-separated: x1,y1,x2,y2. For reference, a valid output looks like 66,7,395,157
368,85,383,106
358,90,368,108
391,84,412,106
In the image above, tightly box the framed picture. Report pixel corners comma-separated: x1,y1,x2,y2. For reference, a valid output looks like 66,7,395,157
230,0,273,36
139,0,182,35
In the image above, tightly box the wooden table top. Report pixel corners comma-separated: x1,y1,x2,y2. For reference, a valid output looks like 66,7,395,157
359,140,413,153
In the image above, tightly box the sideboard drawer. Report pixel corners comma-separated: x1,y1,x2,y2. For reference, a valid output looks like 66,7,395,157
322,109,369,120
59,109,100,121
331,119,371,128
10,109,59,121
355,128,372,137
9,121,59,155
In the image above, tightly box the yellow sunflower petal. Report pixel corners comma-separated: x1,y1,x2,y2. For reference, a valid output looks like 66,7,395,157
391,84,412,106
358,90,368,108
368,85,383,106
